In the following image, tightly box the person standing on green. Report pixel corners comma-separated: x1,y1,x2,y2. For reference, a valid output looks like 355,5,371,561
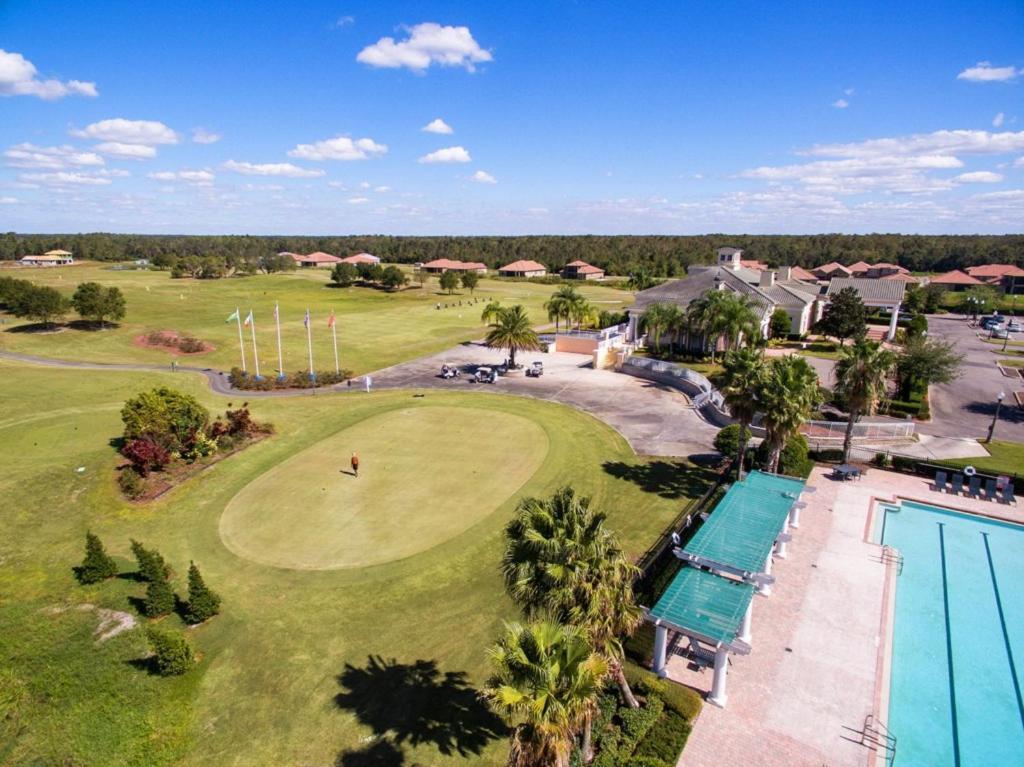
350,452,359,478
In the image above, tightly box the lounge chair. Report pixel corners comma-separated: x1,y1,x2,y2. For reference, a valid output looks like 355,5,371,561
933,471,948,492
950,473,964,495
1001,484,1016,505
968,476,981,498
984,478,998,501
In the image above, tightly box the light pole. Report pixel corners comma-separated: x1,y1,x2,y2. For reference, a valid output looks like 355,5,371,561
985,390,1006,444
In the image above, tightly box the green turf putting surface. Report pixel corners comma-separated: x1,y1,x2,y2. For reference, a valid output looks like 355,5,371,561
219,405,549,569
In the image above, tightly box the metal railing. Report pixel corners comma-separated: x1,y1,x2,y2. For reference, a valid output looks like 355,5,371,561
800,420,915,441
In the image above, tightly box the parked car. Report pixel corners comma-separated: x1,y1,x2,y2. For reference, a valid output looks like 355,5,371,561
1007,321,1022,332
991,327,1009,339
525,361,544,377
982,315,1004,329
473,366,497,384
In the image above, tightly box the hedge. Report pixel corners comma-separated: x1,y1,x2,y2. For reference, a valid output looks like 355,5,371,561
229,368,352,390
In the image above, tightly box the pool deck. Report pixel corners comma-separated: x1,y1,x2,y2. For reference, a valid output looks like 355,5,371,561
675,466,1022,767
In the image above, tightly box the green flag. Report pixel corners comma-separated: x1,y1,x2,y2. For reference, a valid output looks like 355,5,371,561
226,309,240,323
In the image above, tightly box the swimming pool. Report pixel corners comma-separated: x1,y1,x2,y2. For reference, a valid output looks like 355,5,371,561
877,500,1024,765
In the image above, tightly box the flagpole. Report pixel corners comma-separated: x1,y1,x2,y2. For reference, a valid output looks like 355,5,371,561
305,309,315,390
235,307,247,373
249,311,261,379
331,317,340,375
274,303,284,379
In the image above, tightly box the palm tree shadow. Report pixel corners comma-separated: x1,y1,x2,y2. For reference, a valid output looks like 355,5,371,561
335,739,405,767
602,460,716,499
334,655,506,758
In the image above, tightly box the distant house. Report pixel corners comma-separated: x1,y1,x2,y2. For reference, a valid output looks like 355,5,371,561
965,264,1024,295
880,272,918,283
498,260,547,278
812,262,852,280
290,252,343,268
340,252,381,265
826,278,907,340
865,262,908,279
788,265,819,282
421,259,487,274
847,260,872,276
20,250,74,266
562,260,605,280
929,269,984,292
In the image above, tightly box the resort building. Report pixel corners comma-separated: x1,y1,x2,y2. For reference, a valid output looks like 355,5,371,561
825,277,906,340
928,269,984,291
812,262,852,280
339,252,380,265
420,258,488,274
498,259,547,278
20,250,74,266
965,263,1024,294
561,260,605,280
290,252,343,268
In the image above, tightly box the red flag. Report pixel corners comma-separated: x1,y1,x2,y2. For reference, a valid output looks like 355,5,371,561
327,311,336,328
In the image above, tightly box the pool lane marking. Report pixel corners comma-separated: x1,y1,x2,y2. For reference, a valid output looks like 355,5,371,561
938,523,962,766
980,532,1024,735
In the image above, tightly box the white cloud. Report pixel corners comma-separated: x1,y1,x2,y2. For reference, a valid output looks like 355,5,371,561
20,172,112,186
374,185,391,192
357,23,492,72
95,142,157,160
359,181,370,189
955,171,1004,183
0,49,97,99
844,87,855,96
4,143,104,169
287,136,387,161
1015,156,1024,168
992,112,1005,128
422,118,453,134
72,119,179,145
0,196,18,204
148,169,215,185
471,170,497,184
347,196,370,204
418,146,471,164
222,160,325,178
833,99,849,109
803,129,1024,158
336,15,355,28
957,62,1020,83
192,128,221,144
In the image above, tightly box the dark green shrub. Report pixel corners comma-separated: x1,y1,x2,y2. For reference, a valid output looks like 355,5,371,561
655,684,702,721
118,468,145,499
77,532,118,584
809,448,844,463
873,452,892,468
143,575,175,618
184,562,221,624
146,627,195,676
757,433,812,477
630,758,671,767
713,424,751,460
634,710,691,763
130,540,170,582
120,387,210,453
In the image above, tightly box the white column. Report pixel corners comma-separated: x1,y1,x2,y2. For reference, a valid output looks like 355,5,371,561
652,623,668,677
628,314,639,343
738,600,753,645
887,303,900,341
708,646,730,708
789,502,802,529
776,518,790,559
758,553,773,596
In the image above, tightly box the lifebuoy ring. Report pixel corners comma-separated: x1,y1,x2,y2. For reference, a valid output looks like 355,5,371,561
964,466,976,477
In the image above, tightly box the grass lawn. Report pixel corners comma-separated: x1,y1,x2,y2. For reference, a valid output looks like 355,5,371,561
773,339,841,360
939,440,1024,478
0,359,709,766
0,264,633,376
997,358,1024,368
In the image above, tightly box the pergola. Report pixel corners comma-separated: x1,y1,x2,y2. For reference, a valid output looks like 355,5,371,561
647,471,814,707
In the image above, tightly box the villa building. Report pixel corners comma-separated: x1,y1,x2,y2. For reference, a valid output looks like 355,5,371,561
561,260,605,280
929,269,984,291
339,252,380,265
290,252,342,268
498,259,547,278
420,259,488,274
965,264,1024,294
20,250,74,266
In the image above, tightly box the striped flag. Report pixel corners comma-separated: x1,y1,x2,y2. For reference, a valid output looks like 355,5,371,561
327,310,335,328
303,309,311,328
226,309,240,323
243,310,253,327
273,304,279,321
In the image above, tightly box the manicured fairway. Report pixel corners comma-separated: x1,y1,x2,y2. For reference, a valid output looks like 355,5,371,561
0,360,712,767
0,264,632,375
221,406,549,569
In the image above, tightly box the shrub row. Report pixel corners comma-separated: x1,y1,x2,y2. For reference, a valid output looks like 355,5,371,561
229,367,352,390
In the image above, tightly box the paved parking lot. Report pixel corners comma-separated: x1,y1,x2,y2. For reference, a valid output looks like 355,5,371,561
922,314,1024,442
367,343,721,459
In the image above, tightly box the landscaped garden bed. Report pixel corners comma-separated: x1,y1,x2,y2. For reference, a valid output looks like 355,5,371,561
135,330,212,354
228,367,352,390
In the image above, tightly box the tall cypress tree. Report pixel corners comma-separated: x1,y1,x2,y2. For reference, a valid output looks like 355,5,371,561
77,532,118,584
131,539,169,582
184,562,221,624
143,568,175,618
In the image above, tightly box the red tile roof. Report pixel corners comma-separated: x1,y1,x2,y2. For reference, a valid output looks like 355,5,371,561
499,260,547,272
339,252,380,264
965,264,1024,278
788,266,818,281
930,269,984,285
814,262,851,275
880,273,918,282
292,251,342,264
566,260,590,267
576,264,604,274
421,258,486,271
847,260,872,273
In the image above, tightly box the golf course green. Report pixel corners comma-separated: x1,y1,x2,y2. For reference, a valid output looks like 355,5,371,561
220,406,549,570
0,358,712,766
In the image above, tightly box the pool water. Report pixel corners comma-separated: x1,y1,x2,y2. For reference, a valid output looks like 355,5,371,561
877,500,1024,765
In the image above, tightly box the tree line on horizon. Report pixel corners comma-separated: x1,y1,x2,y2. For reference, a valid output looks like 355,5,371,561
1,232,1022,276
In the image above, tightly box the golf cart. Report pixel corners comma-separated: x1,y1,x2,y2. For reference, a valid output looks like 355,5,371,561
474,366,497,384
440,363,460,379
525,361,544,377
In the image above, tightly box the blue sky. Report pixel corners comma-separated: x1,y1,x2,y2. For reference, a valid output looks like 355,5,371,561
1,0,1022,234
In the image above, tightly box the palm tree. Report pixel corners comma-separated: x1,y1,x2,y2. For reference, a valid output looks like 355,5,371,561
757,355,821,473
544,295,567,333
482,619,607,767
687,290,729,361
481,300,504,324
719,348,767,478
641,303,674,350
834,339,896,462
502,489,643,714
668,304,693,355
713,293,761,350
569,298,597,331
486,304,542,369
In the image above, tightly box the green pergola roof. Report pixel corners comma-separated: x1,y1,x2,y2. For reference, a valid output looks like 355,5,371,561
649,566,755,645
682,470,806,574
